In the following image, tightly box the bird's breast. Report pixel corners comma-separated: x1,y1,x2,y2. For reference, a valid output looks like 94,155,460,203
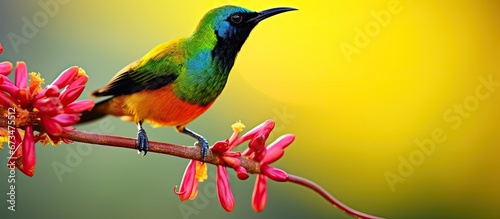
124,84,213,127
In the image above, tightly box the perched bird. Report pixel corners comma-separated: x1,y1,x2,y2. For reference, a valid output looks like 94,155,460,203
80,5,297,161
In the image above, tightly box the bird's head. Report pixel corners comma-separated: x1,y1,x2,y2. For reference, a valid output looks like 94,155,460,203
205,5,296,44
190,5,297,67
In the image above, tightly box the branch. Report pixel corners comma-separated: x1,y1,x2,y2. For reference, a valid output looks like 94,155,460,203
287,174,383,219
61,129,263,173
0,115,382,218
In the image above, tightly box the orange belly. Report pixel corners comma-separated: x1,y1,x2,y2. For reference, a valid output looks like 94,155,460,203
123,85,212,127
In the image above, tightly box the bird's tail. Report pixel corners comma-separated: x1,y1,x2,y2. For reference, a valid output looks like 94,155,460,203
78,97,113,124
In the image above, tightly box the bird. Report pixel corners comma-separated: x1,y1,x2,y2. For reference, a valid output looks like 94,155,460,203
79,5,297,161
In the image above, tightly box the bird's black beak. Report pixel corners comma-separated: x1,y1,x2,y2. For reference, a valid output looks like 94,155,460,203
246,7,297,24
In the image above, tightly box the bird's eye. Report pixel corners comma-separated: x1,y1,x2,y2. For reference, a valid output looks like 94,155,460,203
230,14,243,24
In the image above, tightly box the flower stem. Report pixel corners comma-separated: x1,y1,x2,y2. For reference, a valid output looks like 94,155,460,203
287,174,384,219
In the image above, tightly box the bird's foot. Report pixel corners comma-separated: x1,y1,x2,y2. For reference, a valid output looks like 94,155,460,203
136,127,149,156
194,137,209,163
178,126,209,162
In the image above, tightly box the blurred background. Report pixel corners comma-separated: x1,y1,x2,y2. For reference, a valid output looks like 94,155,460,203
1,0,499,218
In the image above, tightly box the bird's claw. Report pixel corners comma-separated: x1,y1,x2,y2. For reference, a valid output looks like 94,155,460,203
180,127,209,162
196,138,209,162
136,128,149,156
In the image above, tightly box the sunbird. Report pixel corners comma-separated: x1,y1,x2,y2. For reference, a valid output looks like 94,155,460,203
80,5,297,161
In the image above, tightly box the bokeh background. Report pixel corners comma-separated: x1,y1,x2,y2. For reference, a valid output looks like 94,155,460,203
1,0,499,218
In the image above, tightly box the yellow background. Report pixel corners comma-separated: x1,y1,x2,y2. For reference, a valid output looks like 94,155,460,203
1,0,499,218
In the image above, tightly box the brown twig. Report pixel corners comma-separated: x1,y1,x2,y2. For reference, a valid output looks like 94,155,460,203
60,129,262,173
287,174,384,219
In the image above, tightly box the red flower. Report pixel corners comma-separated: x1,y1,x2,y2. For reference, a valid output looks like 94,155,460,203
0,54,94,176
211,141,248,180
233,120,294,212
248,134,294,182
208,121,248,212
247,133,294,212
34,66,94,138
229,120,295,212
216,165,235,212
174,160,207,201
252,174,267,212
0,61,12,76
210,120,294,212
1,61,37,176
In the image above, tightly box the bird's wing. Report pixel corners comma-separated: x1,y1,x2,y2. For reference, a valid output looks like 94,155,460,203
91,41,184,97
91,60,179,97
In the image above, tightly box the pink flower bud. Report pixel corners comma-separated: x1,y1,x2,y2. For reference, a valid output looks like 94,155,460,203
15,62,28,88
249,134,267,161
20,126,36,177
68,74,88,87
234,166,249,180
51,66,79,89
252,174,268,212
63,100,94,114
0,61,13,76
216,165,235,212
174,160,198,201
211,140,229,153
261,134,295,165
59,85,85,106
52,113,81,126
261,166,288,182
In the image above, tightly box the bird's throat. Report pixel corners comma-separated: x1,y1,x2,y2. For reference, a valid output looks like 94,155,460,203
212,34,242,74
